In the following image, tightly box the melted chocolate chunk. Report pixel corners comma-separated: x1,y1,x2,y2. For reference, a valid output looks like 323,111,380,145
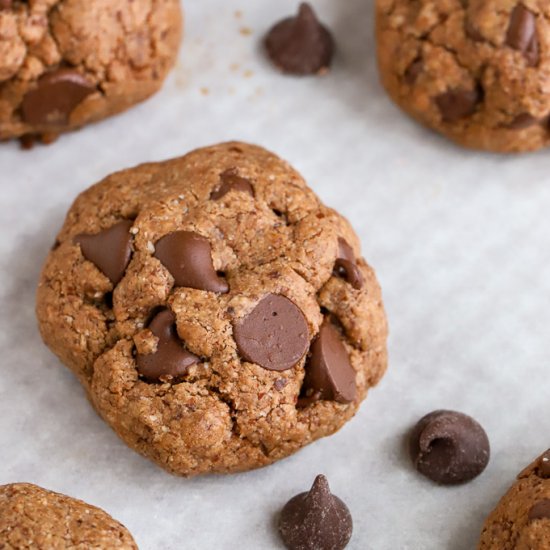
22,69,95,126
154,231,229,293
409,410,490,485
506,4,539,66
211,170,254,200
279,475,353,550
334,238,364,290
299,319,357,406
74,220,133,285
436,87,482,123
136,309,199,383
233,294,309,371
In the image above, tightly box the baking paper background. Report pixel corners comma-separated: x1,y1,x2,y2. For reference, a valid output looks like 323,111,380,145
1,1,550,548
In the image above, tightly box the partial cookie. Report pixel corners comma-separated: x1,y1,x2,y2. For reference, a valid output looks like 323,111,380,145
376,0,550,153
0,483,137,549
0,0,182,143
36,142,388,476
479,449,550,549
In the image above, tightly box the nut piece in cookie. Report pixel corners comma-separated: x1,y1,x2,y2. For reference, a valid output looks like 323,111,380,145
479,449,550,549
409,410,490,484
36,142,388,476
0,483,137,549
376,0,550,152
279,474,353,550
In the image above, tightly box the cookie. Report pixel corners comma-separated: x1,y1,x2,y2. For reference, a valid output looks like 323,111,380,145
478,449,550,549
0,0,182,143
36,142,388,476
0,483,137,549
376,0,550,153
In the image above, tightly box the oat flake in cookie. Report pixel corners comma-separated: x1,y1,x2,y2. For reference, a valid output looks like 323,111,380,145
0,0,182,144
479,449,550,549
376,0,550,153
36,142,388,476
0,483,137,549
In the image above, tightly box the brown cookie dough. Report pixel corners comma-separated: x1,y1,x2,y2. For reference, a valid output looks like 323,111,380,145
0,483,137,549
36,142,388,477
0,0,182,143
376,0,550,153
479,449,550,549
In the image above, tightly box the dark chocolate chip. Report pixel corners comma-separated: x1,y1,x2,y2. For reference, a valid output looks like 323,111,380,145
404,59,423,85
529,499,550,521
233,293,309,371
299,319,357,406
465,20,484,42
436,87,481,122
506,4,539,66
211,170,254,200
409,410,490,485
74,220,133,285
506,112,538,129
537,450,550,478
136,309,199,383
154,231,229,293
333,238,364,290
21,69,95,126
279,475,353,550
265,3,334,76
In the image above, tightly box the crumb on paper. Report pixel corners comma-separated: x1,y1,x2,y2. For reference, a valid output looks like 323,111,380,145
235,10,243,19
240,27,253,36
200,87,210,96
230,63,240,72
243,69,254,78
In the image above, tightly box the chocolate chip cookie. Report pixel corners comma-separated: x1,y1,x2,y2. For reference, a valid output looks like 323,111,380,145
376,0,550,153
0,483,137,549
36,142,388,476
479,449,550,549
0,0,182,143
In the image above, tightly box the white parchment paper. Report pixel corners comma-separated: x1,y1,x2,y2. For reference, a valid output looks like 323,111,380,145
2,1,550,548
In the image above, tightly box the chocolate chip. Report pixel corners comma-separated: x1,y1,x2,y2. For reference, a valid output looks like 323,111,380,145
299,319,357,406
265,3,334,76
506,4,539,66
233,293,309,371
529,499,550,521
409,410,490,485
465,21,484,42
211,170,254,200
333,238,364,290
74,220,133,285
154,231,229,293
506,112,538,129
537,450,550,478
21,69,95,126
136,309,199,383
436,87,481,123
279,475,352,550
404,59,423,85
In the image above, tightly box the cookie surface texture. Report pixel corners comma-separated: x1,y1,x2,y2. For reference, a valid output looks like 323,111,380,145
0,483,137,549
36,142,388,476
376,0,550,153
478,449,550,549
0,0,182,141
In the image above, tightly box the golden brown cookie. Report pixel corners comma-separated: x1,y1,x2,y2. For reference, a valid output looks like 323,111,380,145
0,0,182,143
36,142,388,476
0,483,137,549
376,0,550,153
478,449,550,549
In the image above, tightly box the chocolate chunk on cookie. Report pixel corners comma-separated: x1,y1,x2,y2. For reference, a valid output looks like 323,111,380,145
479,449,550,549
36,142,388,476
0,0,182,143
0,483,137,549
265,3,334,75
279,475,353,550
376,0,550,152
409,410,490,484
